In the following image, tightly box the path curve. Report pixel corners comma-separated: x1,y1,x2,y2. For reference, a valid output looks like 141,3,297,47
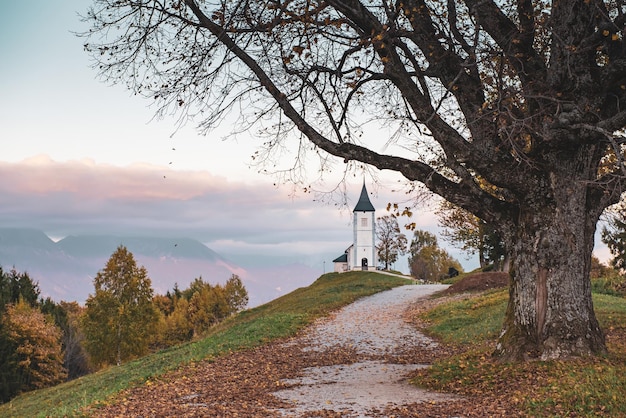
272,284,460,417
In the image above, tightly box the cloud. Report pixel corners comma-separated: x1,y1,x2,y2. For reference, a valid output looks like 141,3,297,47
1,156,545,272
0,156,357,255
4,155,231,200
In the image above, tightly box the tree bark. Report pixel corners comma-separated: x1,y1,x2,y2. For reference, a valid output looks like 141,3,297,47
495,172,606,361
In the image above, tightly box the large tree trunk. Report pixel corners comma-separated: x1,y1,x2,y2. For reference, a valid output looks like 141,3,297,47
495,173,606,361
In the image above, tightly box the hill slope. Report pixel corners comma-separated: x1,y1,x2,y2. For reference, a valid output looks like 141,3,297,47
0,271,413,417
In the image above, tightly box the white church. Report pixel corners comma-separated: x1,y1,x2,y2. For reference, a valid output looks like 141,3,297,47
332,183,378,272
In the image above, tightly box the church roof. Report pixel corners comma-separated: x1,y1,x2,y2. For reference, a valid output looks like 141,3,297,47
353,183,375,212
332,253,348,263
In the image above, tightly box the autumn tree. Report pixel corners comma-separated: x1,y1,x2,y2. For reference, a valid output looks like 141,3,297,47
184,276,248,337
46,301,92,379
437,201,507,271
82,1,626,360
0,267,51,401
376,215,408,270
224,274,249,314
157,297,194,346
0,299,67,401
409,230,462,281
156,275,248,346
82,246,159,367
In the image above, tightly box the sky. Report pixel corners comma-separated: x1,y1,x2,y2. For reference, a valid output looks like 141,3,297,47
0,1,613,272
0,0,451,272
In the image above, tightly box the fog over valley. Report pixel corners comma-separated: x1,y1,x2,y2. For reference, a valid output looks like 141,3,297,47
0,228,323,307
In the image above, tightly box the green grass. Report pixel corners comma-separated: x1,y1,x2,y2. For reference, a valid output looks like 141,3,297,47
414,287,626,417
421,289,507,344
0,271,411,417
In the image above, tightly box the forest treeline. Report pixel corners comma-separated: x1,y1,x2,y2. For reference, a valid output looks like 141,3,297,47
0,245,248,403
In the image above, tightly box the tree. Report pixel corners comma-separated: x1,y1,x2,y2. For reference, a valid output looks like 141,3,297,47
156,276,248,345
82,246,158,367
40,300,92,380
158,297,194,346
0,267,49,401
57,302,91,379
0,299,67,401
0,267,40,311
187,284,227,336
409,230,439,254
376,215,408,270
436,201,507,271
82,1,626,360
224,274,249,314
602,208,626,273
184,277,243,337
408,230,462,281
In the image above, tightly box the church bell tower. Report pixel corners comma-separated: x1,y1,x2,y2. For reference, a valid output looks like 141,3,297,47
351,183,377,270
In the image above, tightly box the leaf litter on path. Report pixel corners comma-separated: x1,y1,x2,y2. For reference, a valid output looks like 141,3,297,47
271,284,462,417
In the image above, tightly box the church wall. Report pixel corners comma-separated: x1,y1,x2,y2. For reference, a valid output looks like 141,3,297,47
352,211,376,270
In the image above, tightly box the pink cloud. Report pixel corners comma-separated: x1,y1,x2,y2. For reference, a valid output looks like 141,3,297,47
0,155,491,273
0,155,234,201
0,156,352,248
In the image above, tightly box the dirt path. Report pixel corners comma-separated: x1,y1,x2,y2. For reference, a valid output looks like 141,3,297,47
271,284,460,417
91,284,469,417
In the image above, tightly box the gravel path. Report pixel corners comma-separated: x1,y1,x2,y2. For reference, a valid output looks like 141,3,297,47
91,283,466,418
272,284,460,417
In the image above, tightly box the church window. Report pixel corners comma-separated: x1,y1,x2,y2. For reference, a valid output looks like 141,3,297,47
361,218,368,227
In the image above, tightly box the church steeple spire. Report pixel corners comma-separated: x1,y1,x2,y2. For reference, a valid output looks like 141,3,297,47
353,182,375,212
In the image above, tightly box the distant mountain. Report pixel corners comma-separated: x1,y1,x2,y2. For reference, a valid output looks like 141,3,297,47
56,236,223,260
0,228,319,307
0,228,56,249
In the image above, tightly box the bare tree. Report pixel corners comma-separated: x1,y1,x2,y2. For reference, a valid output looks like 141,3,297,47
81,0,626,361
376,215,408,270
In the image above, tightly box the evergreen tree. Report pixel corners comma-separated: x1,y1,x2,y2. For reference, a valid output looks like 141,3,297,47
0,267,40,311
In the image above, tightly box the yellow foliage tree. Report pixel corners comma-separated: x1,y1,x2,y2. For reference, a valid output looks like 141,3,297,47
82,246,159,367
409,230,462,282
2,299,67,395
155,275,249,345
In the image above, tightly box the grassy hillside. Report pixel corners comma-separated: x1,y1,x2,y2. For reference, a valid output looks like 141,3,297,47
412,287,626,417
0,271,412,417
